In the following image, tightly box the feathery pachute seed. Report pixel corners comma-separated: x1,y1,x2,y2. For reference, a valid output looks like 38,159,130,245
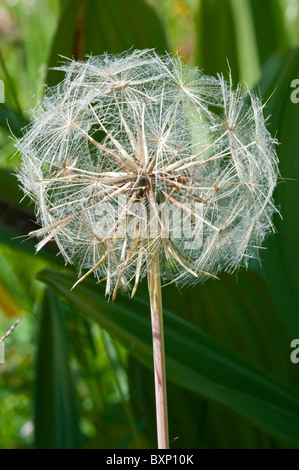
15,49,279,298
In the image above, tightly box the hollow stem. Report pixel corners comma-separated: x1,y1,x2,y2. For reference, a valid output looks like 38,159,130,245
147,250,169,449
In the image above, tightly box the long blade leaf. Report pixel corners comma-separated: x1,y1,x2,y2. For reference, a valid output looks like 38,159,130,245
37,268,299,447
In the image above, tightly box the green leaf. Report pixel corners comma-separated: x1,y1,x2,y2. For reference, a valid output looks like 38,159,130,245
0,216,63,264
0,170,37,254
128,356,276,449
256,47,299,336
0,168,27,208
34,287,80,449
196,0,287,84
0,220,35,256
0,169,64,262
249,0,287,65
196,0,240,79
0,102,29,137
161,272,294,448
37,268,299,447
128,356,207,449
164,272,291,385
47,0,168,86
128,268,292,448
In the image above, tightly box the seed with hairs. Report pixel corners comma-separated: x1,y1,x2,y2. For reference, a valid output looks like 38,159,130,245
15,49,279,300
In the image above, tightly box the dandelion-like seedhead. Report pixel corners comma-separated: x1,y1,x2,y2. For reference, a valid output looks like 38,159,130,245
16,49,278,299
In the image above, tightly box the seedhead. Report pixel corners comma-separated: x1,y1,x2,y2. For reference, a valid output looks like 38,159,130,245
16,49,278,300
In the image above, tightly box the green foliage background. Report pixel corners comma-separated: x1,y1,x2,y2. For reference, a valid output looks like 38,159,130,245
0,0,298,449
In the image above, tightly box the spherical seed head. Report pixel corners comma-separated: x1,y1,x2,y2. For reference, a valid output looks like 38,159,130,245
16,49,279,298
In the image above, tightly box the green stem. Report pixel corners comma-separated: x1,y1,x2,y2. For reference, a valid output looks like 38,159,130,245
147,250,169,449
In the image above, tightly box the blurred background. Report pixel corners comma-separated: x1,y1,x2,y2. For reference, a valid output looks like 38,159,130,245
0,0,299,449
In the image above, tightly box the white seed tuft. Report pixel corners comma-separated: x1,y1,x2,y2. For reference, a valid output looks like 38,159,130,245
15,49,279,298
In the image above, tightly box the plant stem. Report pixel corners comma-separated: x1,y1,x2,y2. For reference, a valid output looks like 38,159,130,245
147,250,169,449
